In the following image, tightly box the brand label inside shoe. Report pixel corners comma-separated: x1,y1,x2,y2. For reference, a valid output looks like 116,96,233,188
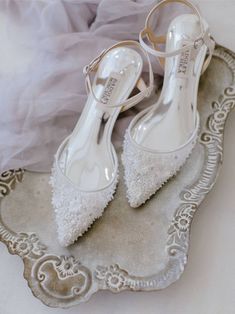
100,72,121,105
175,41,192,79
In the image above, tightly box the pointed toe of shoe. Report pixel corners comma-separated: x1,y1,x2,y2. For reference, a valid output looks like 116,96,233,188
52,188,116,247
126,184,152,208
55,203,103,247
123,163,166,208
122,129,198,207
50,163,118,247
56,213,84,247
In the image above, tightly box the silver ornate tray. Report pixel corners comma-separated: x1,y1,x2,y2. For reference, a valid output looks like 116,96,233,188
0,46,235,308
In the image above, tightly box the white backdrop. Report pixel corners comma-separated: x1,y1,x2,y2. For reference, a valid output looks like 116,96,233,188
1,1,235,313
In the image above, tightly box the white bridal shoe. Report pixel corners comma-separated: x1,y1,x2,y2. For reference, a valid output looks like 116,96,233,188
50,41,153,246
122,0,215,207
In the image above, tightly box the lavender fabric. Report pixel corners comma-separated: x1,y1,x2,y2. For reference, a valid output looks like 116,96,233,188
0,0,187,173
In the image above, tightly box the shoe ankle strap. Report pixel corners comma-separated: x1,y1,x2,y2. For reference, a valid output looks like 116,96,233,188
83,40,154,112
139,0,215,73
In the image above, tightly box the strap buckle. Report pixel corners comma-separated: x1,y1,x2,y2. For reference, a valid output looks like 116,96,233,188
194,37,204,49
194,32,215,52
83,49,107,76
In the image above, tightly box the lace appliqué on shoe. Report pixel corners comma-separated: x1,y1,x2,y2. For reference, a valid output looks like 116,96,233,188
50,154,118,247
122,130,198,208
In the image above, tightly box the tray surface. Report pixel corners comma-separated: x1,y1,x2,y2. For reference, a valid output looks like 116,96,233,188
0,46,235,308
